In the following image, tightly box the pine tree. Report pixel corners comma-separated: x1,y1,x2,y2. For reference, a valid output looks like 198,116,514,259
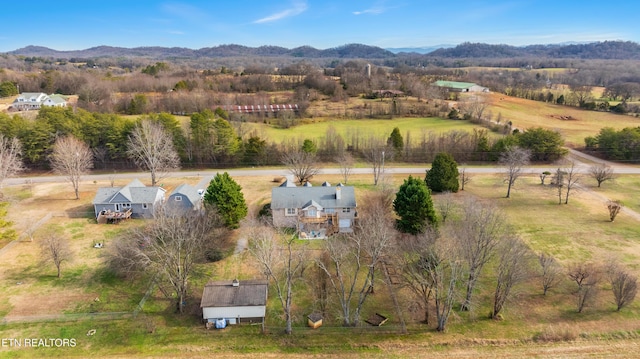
425,152,459,193
393,175,437,234
203,172,247,229
387,127,404,157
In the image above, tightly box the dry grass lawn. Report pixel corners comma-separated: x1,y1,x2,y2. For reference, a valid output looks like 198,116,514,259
1,171,640,358
482,92,640,146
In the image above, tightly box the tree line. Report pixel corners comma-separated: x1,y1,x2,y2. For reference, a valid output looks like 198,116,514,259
0,105,568,174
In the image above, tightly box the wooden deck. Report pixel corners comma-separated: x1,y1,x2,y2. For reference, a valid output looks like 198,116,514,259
97,209,132,224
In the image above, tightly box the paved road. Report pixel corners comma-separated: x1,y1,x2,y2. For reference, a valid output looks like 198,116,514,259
5,162,640,188
4,148,640,188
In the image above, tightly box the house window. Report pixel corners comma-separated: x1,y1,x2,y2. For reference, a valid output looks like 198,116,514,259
342,208,351,213
307,209,317,217
123,203,131,208
175,196,182,201
142,203,148,209
286,208,297,216
325,208,335,214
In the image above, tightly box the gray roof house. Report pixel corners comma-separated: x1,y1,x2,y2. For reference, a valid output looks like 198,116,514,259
12,92,67,111
92,179,165,221
201,279,268,325
166,184,202,212
271,182,357,238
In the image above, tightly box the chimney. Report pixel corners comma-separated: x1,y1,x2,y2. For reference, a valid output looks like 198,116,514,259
232,279,239,287
336,187,341,200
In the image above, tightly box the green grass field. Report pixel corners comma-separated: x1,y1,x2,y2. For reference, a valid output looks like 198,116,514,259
233,116,487,144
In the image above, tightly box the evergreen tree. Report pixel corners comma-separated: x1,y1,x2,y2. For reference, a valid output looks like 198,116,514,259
0,81,18,98
301,139,317,154
393,175,437,234
387,127,404,156
203,172,247,229
425,152,459,193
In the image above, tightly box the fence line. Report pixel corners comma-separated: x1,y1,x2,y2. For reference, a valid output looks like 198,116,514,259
133,277,158,318
0,311,132,325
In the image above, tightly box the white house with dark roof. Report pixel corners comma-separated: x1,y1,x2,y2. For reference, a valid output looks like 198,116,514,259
92,179,165,220
166,183,202,212
200,279,268,325
12,92,67,111
271,181,357,238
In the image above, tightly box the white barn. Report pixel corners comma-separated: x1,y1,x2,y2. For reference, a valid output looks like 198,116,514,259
200,279,268,325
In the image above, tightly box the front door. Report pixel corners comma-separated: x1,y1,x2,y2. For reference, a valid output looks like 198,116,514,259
115,203,121,212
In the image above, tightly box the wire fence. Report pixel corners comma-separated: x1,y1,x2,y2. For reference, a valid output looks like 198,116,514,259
0,312,133,325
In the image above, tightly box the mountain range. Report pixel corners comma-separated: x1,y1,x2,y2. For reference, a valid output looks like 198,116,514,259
6,41,640,60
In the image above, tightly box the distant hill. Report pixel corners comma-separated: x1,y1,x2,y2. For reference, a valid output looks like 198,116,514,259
428,41,640,60
386,44,455,54
7,43,396,59
7,41,640,60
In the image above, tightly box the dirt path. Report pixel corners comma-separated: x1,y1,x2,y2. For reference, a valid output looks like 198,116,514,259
566,150,640,222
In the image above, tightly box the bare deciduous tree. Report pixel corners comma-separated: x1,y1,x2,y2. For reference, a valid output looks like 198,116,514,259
281,149,320,185
110,206,223,314
492,236,531,319
398,227,438,324
539,171,551,185
568,262,599,313
0,134,24,189
606,263,638,311
40,231,71,278
453,198,506,311
538,252,563,296
554,161,582,204
436,191,455,224
127,120,180,186
459,167,471,191
499,146,531,198
248,222,306,335
589,163,615,188
607,200,623,222
316,202,395,327
363,136,388,186
50,135,94,199
401,235,462,332
337,152,354,184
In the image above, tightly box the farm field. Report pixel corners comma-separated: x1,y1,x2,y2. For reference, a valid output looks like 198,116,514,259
1,168,640,357
482,92,640,146
245,116,487,144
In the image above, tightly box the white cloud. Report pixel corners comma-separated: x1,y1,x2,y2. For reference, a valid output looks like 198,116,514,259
353,6,386,15
353,0,390,15
254,1,308,24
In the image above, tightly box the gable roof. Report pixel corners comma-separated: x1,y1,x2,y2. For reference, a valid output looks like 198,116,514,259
302,199,323,211
168,183,201,205
200,279,268,308
92,179,164,205
271,186,356,209
279,179,297,187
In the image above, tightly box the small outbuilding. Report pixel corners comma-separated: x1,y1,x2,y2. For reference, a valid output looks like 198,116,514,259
166,183,202,212
307,313,323,329
200,279,268,326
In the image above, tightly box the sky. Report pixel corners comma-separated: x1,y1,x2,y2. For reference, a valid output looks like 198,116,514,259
1,0,638,52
